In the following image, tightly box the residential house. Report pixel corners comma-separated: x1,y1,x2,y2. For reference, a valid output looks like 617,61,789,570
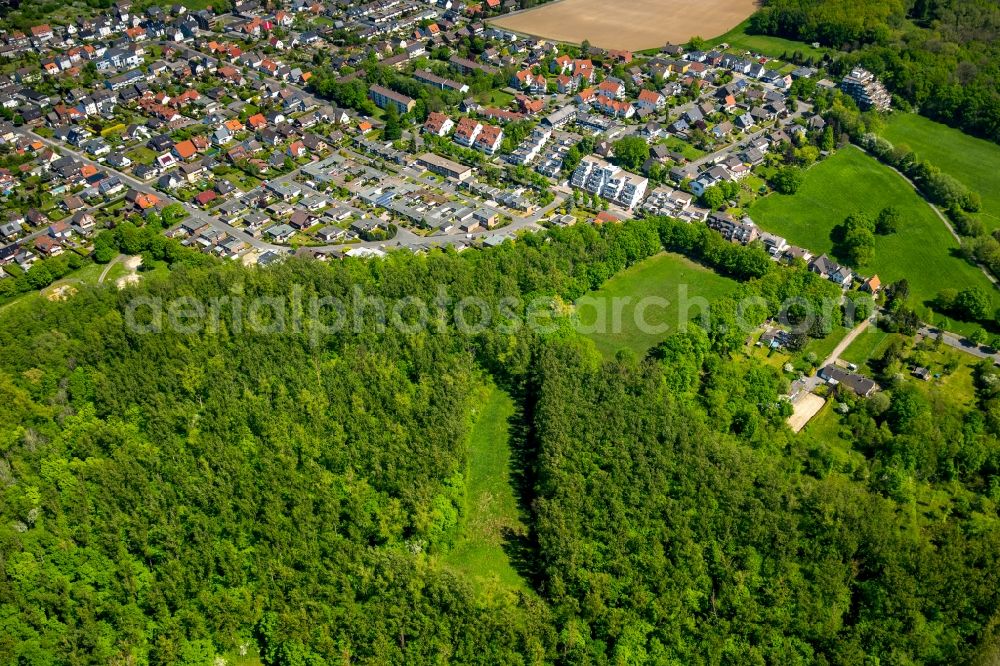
474,123,503,155
819,365,879,397
453,117,482,148
34,236,63,257
172,139,198,161
635,88,664,112
423,111,454,137
809,254,853,287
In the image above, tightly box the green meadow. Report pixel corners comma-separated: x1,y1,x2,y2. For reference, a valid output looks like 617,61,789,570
880,113,1000,231
444,386,529,593
710,20,831,59
577,252,739,357
749,147,999,334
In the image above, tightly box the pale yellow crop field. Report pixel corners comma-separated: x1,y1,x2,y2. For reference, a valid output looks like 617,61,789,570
491,0,758,51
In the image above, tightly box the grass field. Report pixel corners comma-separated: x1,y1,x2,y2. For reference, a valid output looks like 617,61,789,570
841,328,896,371
490,0,757,51
800,401,864,471
662,135,707,160
1,260,108,316
748,147,999,334
444,386,529,592
880,113,1000,231
577,252,739,357
477,89,516,108
910,345,978,415
710,19,831,59
126,146,157,165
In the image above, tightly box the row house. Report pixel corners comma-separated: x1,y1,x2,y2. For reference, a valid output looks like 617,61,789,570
708,212,758,245
413,69,469,93
593,95,634,119
480,107,523,124
641,186,693,216
368,84,415,114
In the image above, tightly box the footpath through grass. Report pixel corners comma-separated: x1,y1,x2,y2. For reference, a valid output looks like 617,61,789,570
445,385,529,593
577,252,739,358
748,147,998,334
880,113,1000,232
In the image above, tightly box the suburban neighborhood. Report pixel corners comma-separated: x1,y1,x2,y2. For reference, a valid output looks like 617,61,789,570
0,0,975,429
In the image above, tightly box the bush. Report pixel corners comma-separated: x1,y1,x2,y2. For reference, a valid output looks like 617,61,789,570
948,207,985,238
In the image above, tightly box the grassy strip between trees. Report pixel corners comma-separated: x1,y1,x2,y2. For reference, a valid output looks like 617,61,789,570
444,384,530,593
748,147,999,335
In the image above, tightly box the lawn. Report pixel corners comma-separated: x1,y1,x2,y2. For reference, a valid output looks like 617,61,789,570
880,113,1000,232
841,327,896,371
477,89,515,108
444,385,529,593
802,324,851,364
662,135,706,160
800,401,865,472
126,146,157,165
225,169,263,192
102,260,130,286
577,252,740,357
42,261,106,294
0,290,41,317
2,260,109,315
908,344,978,415
710,19,831,60
748,146,999,335
103,257,169,287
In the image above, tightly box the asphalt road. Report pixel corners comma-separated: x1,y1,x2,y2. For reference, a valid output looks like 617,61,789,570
919,325,1000,364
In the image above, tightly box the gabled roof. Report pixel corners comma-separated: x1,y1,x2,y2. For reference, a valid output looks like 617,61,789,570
173,139,197,158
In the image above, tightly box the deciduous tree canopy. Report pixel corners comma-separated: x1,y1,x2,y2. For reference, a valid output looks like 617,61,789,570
1,219,999,664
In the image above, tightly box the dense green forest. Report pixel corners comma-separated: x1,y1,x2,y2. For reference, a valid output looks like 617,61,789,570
750,0,1000,142
2,219,1000,663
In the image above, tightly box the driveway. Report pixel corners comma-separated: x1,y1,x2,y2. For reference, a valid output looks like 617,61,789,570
823,317,872,368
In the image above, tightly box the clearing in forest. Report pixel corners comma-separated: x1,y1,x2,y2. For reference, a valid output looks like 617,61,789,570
445,386,530,592
578,252,739,358
490,0,758,51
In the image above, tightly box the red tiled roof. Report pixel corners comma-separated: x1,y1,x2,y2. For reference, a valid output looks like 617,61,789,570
173,139,197,159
